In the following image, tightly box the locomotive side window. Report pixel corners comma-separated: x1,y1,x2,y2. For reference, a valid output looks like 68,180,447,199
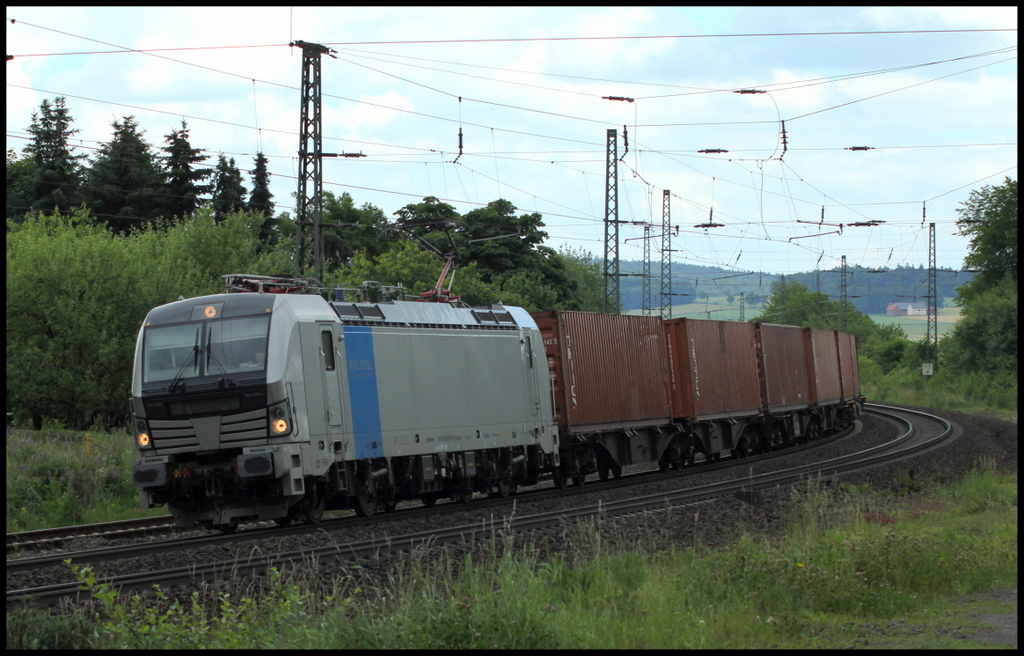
321,330,336,371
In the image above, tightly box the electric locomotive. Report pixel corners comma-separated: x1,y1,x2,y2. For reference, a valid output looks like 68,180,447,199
131,275,557,531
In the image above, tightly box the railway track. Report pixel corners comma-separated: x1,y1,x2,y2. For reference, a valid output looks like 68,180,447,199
6,414,855,562
6,405,955,609
6,516,176,553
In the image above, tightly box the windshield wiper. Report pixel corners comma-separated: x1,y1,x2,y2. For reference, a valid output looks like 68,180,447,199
167,327,200,393
206,325,234,388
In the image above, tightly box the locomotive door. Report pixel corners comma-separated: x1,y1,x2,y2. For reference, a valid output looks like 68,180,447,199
318,324,343,428
523,328,540,416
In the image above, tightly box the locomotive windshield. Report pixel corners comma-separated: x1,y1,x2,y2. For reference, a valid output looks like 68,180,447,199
143,315,270,384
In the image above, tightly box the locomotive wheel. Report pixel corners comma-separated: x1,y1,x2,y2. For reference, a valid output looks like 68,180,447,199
382,488,398,513
353,490,378,517
553,466,569,489
219,519,238,534
421,494,438,507
573,470,586,487
453,486,473,504
305,492,325,525
492,476,516,498
275,516,293,528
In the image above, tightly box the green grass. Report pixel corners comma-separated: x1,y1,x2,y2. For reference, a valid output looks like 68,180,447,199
861,364,1017,421
5,428,166,533
8,467,1016,649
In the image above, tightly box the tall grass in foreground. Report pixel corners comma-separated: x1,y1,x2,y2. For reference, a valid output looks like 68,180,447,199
8,467,1016,649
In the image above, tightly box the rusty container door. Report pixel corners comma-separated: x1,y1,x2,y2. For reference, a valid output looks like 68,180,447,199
533,311,567,428
665,318,760,420
756,323,811,412
837,331,861,401
532,310,671,432
803,327,842,406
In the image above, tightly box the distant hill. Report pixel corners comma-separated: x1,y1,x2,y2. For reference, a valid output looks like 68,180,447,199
614,260,972,314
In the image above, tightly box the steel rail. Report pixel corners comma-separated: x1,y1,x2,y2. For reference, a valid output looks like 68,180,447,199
6,516,175,553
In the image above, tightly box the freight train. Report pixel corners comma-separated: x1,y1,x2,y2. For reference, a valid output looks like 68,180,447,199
131,275,863,531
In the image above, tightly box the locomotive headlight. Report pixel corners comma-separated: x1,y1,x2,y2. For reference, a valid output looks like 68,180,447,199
268,400,292,437
135,419,152,448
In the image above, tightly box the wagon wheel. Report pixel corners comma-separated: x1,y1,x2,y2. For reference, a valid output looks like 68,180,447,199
570,452,586,487
553,464,569,489
731,437,753,459
805,420,821,443
420,494,438,507
219,519,238,534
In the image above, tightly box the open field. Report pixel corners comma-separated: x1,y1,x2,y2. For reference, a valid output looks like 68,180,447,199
869,303,962,340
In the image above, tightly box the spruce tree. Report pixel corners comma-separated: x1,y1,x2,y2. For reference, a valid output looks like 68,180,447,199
160,120,212,222
21,96,85,216
211,154,247,222
248,152,276,243
85,115,166,233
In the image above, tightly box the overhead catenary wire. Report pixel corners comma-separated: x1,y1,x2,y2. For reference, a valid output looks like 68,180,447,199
8,15,1013,277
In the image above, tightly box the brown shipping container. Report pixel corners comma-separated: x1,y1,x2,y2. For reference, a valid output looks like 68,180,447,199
837,331,862,401
756,323,811,411
664,318,761,420
803,328,842,406
532,310,672,432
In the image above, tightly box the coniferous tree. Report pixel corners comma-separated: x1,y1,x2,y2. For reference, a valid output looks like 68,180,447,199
160,120,212,222
210,154,247,222
248,152,275,243
85,115,166,233
21,96,85,217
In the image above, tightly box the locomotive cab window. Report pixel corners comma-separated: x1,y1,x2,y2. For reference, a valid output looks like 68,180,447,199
321,330,336,371
142,315,270,384
142,324,202,384
208,316,270,375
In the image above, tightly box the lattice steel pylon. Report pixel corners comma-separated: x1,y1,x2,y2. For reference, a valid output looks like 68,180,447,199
291,40,336,282
840,255,848,333
602,129,619,314
642,224,652,315
660,189,671,318
925,222,938,370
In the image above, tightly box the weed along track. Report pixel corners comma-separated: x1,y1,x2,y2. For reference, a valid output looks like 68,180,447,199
7,406,960,609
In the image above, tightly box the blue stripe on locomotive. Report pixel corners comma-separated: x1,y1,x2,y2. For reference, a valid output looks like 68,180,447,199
343,326,383,459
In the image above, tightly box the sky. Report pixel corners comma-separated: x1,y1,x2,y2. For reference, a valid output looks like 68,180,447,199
6,6,1018,276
